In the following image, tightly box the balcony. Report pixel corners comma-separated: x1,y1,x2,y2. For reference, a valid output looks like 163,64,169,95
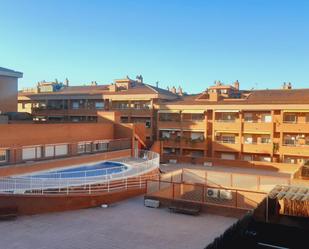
131,108,152,116
243,122,273,133
213,140,241,152
181,120,206,130
181,140,207,150
32,108,98,116
214,120,241,131
243,143,273,154
162,138,181,148
276,122,309,133
158,120,181,129
280,144,309,156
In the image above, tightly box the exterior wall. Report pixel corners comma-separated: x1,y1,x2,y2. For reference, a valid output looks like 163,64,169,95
157,108,309,166
0,123,114,147
0,188,145,215
0,75,18,113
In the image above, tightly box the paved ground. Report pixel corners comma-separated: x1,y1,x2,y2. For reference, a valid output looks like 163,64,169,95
160,163,294,178
0,197,236,249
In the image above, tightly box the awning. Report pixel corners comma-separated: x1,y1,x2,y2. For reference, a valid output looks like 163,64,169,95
159,129,181,131
283,110,309,113
214,110,239,113
182,129,205,132
182,110,205,114
243,131,271,135
158,110,180,114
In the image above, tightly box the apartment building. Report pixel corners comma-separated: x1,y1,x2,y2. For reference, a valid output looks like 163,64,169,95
0,67,23,113
18,76,179,144
18,76,309,165
156,81,309,165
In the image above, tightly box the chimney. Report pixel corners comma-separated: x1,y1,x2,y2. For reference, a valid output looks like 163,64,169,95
65,78,69,87
287,82,292,89
177,86,183,96
167,86,170,91
156,81,159,88
234,80,239,90
136,75,143,83
171,86,177,94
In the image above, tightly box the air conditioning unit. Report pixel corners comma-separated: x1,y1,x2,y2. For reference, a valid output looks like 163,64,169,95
204,162,213,167
169,159,177,164
144,199,160,208
220,190,233,200
206,188,219,198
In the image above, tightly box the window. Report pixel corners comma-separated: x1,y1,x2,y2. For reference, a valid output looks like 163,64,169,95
284,136,296,146
261,136,271,144
45,144,68,157
191,114,204,121
220,135,236,144
93,141,108,152
22,146,42,161
221,113,236,122
161,131,171,139
261,114,272,123
244,113,253,122
244,135,253,144
260,157,271,162
221,153,236,160
55,144,68,156
95,102,104,109
145,120,151,128
77,142,92,154
306,114,309,123
72,101,80,109
243,155,253,161
284,114,296,123
0,150,8,163
191,132,204,141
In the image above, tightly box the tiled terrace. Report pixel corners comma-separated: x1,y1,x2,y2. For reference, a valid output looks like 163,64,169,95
0,197,236,249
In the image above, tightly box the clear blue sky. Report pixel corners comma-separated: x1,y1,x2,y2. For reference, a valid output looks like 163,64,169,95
1,0,308,93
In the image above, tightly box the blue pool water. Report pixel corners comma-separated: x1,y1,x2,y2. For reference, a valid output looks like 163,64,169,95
26,161,127,179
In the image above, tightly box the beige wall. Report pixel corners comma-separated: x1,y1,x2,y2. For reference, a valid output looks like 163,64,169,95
0,75,18,113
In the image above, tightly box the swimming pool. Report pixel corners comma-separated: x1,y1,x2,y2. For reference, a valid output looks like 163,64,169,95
25,161,128,179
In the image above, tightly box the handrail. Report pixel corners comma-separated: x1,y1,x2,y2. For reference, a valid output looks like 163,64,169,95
0,150,160,194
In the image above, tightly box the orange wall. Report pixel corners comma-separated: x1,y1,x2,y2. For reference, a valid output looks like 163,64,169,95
0,75,18,113
0,123,114,147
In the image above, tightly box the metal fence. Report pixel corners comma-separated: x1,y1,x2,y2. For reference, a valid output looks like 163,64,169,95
159,168,291,192
146,179,267,211
0,150,160,195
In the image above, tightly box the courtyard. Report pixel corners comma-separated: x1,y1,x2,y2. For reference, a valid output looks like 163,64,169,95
0,196,236,249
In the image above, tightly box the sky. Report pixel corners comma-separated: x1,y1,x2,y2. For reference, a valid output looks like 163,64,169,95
0,0,308,93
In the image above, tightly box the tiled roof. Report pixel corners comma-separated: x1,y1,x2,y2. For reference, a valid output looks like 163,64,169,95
161,89,309,105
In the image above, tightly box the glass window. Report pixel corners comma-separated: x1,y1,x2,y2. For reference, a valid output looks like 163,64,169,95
221,135,236,144
22,146,42,160
261,136,271,144
244,135,253,144
0,150,8,163
72,101,80,109
284,114,296,123
261,114,272,123
95,102,104,109
55,144,68,156
145,120,151,128
244,113,253,122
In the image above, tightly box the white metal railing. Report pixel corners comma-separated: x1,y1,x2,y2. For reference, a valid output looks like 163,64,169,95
0,150,160,195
